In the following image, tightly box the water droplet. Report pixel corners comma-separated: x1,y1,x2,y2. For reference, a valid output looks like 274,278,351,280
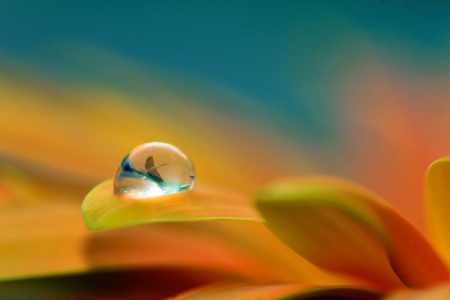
114,143,195,199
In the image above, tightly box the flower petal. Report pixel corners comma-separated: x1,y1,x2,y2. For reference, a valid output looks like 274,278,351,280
0,269,224,300
426,157,450,263
1,198,353,286
170,283,307,300
0,162,351,285
82,179,262,230
172,283,382,300
256,177,450,289
384,284,450,300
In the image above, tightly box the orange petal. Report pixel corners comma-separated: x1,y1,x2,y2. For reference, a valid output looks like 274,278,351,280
170,283,306,300
384,284,450,300
426,157,450,264
256,177,450,290
172,283,382,300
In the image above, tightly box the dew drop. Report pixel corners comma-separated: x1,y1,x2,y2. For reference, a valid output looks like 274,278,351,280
114,143,195,199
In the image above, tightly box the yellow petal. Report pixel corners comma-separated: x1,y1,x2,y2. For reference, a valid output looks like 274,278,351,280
82,179,262,230
256,177,450,289
426,157,450,264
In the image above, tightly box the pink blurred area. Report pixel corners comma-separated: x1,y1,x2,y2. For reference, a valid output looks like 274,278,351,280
336,61,450,231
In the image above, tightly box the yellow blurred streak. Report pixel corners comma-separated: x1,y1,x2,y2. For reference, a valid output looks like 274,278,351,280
0,72,315,194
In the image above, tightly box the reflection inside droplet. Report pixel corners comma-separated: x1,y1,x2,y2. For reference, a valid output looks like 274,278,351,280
114,142,195,199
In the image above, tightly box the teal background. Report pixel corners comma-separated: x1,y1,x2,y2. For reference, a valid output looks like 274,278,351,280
2,1,450,145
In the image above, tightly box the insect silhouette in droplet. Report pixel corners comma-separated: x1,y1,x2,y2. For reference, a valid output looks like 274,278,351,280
145,156,169,184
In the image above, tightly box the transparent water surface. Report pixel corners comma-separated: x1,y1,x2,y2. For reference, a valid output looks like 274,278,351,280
114,143,195,199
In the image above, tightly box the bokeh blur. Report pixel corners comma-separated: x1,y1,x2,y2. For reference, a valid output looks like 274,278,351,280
2,1,450,234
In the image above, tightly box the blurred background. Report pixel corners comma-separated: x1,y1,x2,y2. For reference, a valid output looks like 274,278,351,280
1,0,450,232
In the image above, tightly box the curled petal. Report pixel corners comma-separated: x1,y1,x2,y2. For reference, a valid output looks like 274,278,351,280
426,157,450,264
256,177,450,289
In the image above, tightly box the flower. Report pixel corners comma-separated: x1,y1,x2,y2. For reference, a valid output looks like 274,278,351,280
3,59,450,299
2,150,450,299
